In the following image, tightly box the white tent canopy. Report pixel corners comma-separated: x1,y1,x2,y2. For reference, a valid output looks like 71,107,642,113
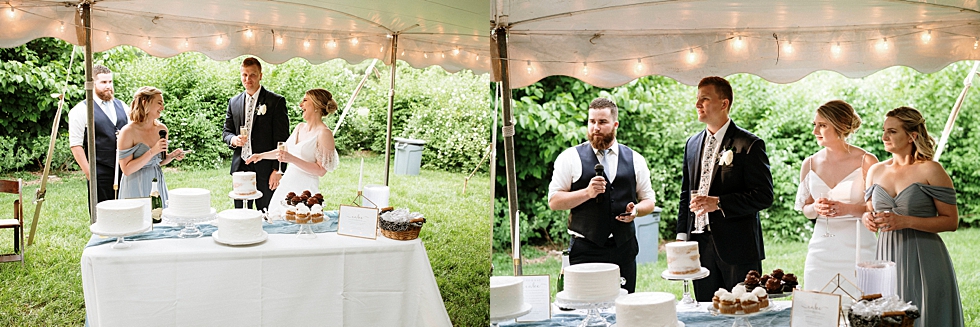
495,0,980,88
2,0,490,73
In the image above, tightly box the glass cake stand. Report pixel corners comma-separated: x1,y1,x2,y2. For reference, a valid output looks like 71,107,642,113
283,215,326,239
554,289,627,327
162,208,216,238
228,190,263,209
707,304,771,327
661,267,710,308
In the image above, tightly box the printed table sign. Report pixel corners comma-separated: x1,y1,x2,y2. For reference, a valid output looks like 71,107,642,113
516,275,551,322
337,205,379,239
791,290,842,327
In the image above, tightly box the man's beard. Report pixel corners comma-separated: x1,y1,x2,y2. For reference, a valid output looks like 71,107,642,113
96,89,113,102
588,130,615,150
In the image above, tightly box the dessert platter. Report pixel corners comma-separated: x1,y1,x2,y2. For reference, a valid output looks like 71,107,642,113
161,188,217,238
612,292,685,327
708,275,778,327
212,208,268,246
228,172,263,201
553,263,626,327
490,276,533,326
738,269,799,299
89,199,153,249
660,241,710,307
280,191,327,238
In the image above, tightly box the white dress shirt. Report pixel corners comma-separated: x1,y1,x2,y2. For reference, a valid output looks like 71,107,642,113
68,99,131,147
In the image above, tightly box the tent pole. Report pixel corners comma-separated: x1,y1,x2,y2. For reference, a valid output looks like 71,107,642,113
934,61,980,161
80,2,98,224
493,27,521,276
383,35,398,186
334,59,379,133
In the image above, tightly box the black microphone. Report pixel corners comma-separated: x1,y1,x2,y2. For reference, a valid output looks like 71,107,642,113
595,163,605,203
159,130,167,161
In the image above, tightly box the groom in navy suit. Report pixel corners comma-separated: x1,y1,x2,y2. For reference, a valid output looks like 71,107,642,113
676,76,773,302
222,57,290,210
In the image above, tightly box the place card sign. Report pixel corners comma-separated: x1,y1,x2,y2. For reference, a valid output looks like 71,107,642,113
337,205,379,240
791,290,841,327
516,275,551,322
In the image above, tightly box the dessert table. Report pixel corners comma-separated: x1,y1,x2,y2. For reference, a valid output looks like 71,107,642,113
81,229,452,327
499,300,793,327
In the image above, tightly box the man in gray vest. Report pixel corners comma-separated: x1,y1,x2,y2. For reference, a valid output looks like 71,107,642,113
548,98,657,293
68,64,130,205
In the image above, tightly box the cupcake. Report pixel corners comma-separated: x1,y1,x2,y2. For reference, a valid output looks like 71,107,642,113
732,284,747,299
771,269,785,281
719,293,738,314
765,277,783,294
752,287,769,308
744,275,761,291
740,293,760,313
781,273,799,292
746,270,761,279
310,204,324,223
285,206,297,222
760,274,771,286
713,288,728,309
296,204,310,224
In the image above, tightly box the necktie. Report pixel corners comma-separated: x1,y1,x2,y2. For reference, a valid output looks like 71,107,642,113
694,134,717,233
598,148,610,179
102,100,116,125
241,96,255,160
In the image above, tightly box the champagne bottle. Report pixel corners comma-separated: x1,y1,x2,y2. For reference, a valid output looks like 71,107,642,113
558,249,573,311
150,178,163,224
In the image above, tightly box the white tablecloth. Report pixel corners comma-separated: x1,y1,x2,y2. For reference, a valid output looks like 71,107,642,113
81,233,452,327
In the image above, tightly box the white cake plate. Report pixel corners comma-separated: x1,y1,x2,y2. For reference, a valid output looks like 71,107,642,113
90,222,152,249
661,268,710,308
554,289,627,327
490,303,533,326
213,230,268,246
228,190,263,201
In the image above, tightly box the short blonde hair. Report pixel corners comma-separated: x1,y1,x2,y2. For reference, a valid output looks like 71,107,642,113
886,106,935,161
129,86,162,123
306,88,338,116
816,100,862,139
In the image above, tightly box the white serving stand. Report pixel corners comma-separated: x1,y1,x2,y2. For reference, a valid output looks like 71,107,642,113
229,190,263,209
554,289,627,327
90,222,152,249
661,267,710,308
489,303,532,327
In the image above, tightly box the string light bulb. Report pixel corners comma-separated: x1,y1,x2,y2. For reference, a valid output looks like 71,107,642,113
975,38,979,50
526,61,532,74
783,41,794,54
379,46,384,53
276,36,283,45
7,4,14,19
634,58,644,73
146,37,152,47
831,42,841,56
921,30,931,43
877,37,889,51
105,31,110,42
476,54,480,61
582,62,589,76
452,48,460,56
440,52,445,58
216,35,223,45
327,40,337,48
423,52,428,58
350,37,358,45
183,38,189,48
732,36,744,50
686,48,697,64
245,29,253,38
59,22,65,33
303,40,310,49
400,50,405,56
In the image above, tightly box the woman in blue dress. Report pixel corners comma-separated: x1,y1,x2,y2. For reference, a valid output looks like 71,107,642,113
862,107,962,327
117,86,186,206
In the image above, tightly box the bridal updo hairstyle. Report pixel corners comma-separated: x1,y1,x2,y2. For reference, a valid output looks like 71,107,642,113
886,106,936,161
129,86,163,123
816,100,862,139
306,88,338,116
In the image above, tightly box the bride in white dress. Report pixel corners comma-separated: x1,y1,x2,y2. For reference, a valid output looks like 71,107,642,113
246,88,340,216
795,100,878,292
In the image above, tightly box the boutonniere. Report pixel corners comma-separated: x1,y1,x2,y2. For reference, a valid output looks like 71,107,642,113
718,149,734,166
257,104,267,115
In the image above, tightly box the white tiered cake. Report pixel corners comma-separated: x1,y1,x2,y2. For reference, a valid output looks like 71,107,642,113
92,200,147,234
666,241,701,275
562,263,622,302
163,188,214,218
215,209,265,243
490,276,527,318
232,172,257,196
615,292,682,327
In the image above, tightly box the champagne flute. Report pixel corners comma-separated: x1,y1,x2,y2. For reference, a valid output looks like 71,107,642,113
874,210,891,237
817,191,835,237
277,141,286,175
691,190,704,234
240,127,248,144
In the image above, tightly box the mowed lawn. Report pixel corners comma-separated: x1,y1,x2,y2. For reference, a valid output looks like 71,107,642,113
494,227,980,325
0,156,492,326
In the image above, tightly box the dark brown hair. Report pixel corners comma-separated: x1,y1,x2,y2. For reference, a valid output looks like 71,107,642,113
242,57,262,71
698,76,734,110
589,98,619,121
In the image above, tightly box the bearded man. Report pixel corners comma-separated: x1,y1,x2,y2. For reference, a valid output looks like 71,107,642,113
68,64,131,206
548,97,657,293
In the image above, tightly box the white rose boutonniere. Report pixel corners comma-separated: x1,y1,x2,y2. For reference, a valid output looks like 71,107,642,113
257,104,267,115
718,149,734,166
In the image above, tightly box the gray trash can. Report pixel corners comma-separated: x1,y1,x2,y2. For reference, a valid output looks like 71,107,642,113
393,137,426,175
635,207,662,265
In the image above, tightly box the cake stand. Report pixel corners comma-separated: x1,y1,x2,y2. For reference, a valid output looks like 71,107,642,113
707,304,770,327
489,303,532,327
89,222,152,249
283,216,326,239
554,289,627,327
228,191,263,209
661,267,710,308
212,230,269,246
162,208,217,238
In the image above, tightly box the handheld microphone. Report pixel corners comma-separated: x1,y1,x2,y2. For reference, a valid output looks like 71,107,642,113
159,130,167,161
594,163,605,203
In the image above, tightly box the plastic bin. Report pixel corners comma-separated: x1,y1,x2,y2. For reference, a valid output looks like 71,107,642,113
635,207,662,265
393,137,426,175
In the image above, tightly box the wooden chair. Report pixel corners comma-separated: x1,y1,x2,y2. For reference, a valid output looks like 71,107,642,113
0,179,24,266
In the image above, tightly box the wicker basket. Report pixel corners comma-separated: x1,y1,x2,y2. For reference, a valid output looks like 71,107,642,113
847,295,919,327
379,217,425,241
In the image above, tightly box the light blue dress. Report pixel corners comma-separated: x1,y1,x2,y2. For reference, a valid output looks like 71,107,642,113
117,143,169,208
865,183,963,327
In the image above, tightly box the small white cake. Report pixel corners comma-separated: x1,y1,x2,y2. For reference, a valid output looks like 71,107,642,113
490,276,525,318
164,188,212,218
666,241,701,275
94,200,146,233
232,172,257,196
216,209,264,242
615,292,679,327
563,263,621,302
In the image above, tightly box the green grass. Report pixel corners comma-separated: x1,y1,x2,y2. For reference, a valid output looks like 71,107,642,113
494,230,980,325
0,156,492,326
